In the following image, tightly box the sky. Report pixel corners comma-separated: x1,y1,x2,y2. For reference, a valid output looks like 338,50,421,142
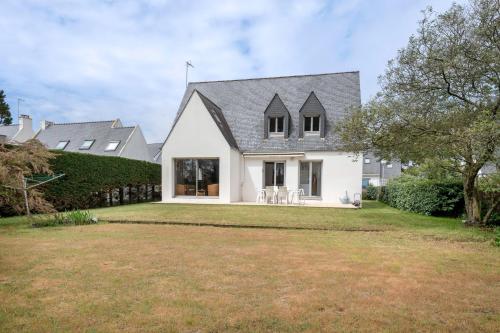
0,0,464,143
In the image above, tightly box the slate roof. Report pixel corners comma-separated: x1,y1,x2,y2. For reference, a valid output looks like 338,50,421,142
173,71,361,153
34,120,135,156
0,124,20,141
147,143,163,163
362,152,402,179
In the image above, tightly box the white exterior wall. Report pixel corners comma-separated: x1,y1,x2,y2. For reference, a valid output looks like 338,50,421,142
241,152,362,204
162,92,237,203
119,125,152,162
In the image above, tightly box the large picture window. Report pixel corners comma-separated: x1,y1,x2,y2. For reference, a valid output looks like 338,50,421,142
299,161,322,196
175,159,219,197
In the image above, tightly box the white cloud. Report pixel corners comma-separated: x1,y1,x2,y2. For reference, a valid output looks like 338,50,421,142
0,0,464,142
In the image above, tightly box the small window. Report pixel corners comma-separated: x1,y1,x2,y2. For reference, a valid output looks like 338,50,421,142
105,140,120,151
79,140,95,150
304,116,320,132
55,140,69,150
386,163,393,168
364,158,371,164
269,117,284,134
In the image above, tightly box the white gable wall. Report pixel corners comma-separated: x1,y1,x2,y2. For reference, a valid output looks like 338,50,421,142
119,125,152,162
162,92,238,203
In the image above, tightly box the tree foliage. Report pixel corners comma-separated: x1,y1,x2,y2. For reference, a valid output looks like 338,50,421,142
0,140,56,216
0,90,13,125
337,0,499,225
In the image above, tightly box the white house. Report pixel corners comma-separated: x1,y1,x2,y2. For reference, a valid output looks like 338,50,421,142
0,114,35,143
161,72,363,205
34,118,153,162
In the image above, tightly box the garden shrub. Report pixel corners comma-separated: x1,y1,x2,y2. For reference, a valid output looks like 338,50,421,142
380,176,463,216
42,151,161,210
366,184,378,200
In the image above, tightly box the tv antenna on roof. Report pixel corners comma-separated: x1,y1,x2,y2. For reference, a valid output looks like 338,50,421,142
17,98,25,119
185,60,194,87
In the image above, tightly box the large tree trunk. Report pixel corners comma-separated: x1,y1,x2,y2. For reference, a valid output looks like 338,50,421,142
463,172,482,226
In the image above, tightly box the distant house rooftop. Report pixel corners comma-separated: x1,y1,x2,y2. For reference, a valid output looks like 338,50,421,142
34,119,135,157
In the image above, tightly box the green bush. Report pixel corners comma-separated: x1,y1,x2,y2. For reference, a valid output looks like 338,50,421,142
366,184,378,200
42,151,161,210
380,176,464,216
31,210,97,228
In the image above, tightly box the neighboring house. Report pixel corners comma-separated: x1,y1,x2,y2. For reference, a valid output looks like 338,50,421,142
362,152,401,187
34,119,152,162
147,143,162,164
0,114,35,143
161,72,363,204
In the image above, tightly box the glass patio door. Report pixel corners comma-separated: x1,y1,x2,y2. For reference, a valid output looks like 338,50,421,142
264,162,285,187
175,159,219,196
299,161,321,196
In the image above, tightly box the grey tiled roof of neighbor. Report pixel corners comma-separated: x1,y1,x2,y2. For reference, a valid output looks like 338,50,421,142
34,120,135,156
0,124,20,140
174,71,361,153
362,152,402,179
147,143,163,161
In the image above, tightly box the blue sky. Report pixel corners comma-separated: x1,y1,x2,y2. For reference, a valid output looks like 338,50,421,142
0,0,463,142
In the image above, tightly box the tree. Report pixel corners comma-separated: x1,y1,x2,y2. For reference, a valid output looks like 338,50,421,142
0,140,56,216
337,0,499,225
0,90,13,125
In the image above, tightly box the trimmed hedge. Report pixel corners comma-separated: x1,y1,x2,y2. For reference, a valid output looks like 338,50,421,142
379,176,464,216
42,151,161,210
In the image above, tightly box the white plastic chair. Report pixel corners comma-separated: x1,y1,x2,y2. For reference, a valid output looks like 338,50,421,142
256,189,266,203
277,186,288,205
290,188,305,205
265,186,277,204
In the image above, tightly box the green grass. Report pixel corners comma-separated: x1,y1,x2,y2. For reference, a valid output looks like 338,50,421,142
1,201,493,241
86,201,495,241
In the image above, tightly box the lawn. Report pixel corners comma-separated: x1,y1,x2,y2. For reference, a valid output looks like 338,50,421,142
0,202,499,332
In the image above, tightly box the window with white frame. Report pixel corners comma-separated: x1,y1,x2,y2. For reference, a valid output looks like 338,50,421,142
304,116,320,133
55,140,69,150
268,116,284,134
79,139,95,150
105,140,120,151
386,163,393,168
364,158,371,164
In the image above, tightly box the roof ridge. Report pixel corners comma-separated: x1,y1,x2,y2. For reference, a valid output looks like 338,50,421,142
50,120,115,126
189,71,359,85
0,124,19,127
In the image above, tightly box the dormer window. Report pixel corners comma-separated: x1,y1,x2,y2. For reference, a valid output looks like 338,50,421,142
55,140,69,150
299,92,326,139
264,94,291,139
304,116,320,133
79,139,95,150
269,117,284,134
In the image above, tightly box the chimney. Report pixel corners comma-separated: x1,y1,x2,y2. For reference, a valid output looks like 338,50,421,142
19,114,32,131
41,120,54,130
